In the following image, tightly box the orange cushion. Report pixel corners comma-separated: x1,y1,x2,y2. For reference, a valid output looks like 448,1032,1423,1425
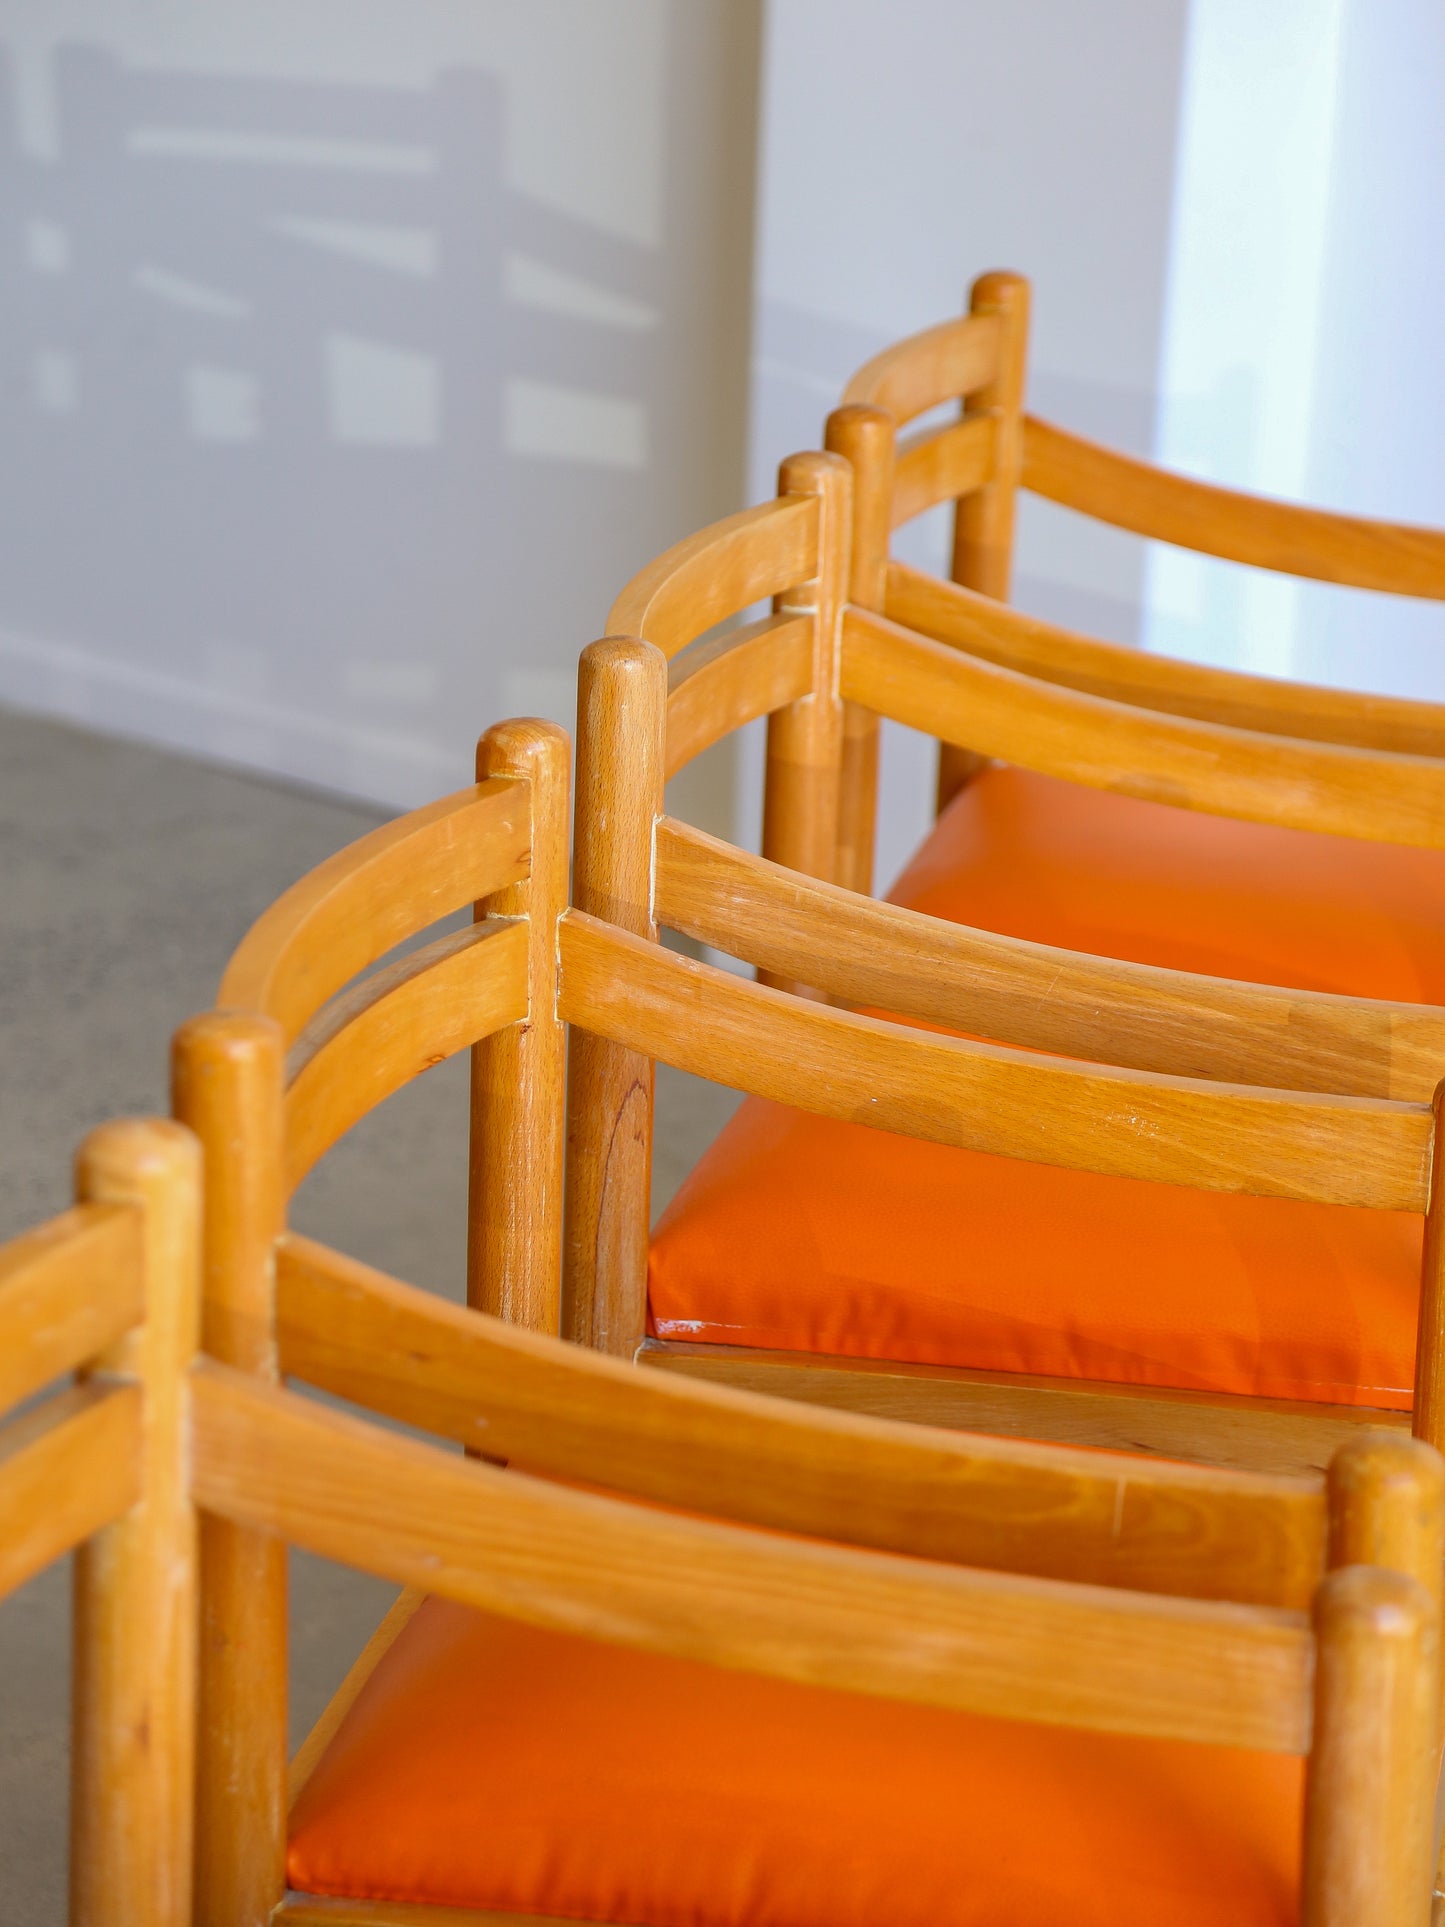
648,769,1443,1403
289,1597,1303,1927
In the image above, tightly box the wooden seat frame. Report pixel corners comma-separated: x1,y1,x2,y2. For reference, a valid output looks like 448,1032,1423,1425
569,454,1445,1487
830,268,1445,893
15,712,1414,1924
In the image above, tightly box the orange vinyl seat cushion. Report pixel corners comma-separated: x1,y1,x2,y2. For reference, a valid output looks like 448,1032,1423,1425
648,768,1445,1404
289,1596,1303,1927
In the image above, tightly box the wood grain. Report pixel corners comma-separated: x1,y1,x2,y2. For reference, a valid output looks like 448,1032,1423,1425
665,612,812,780
558,910,1431,1210
843,605,1445,849
0,1203,141,1414
1024,413,1445,599
190,1359,1315,1754
891,412,998,529
841,311,1002,424
283,919,528,1192
276,1231,1326,1609
825,405,894,895
0,1383,140,1599
887,559,1445,758
219,779,530,1043
653,815,1445,1100
607,494,819,659
641,1341,1409,1481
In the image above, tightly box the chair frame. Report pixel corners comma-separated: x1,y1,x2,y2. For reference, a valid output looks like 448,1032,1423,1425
831,268,1445,894
85,721,1440,1922
0,1115,201,1926
568,453,1445,1485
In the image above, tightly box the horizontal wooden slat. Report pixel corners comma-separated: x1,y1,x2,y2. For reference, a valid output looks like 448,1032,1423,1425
665,612,814,778
642,1342,1409,1481
607,495,819,659
886,560,1445,757
0,1203,142,1414
558,911,1431,1210
891,413,998,528
276,1233,1325,1608
843,605,1445,850
191,1360,1314,1753
284,919,528,1191
653,816,1445,1101
1023,414,1445,599
0,1383,142,1599
220,778,531,1043
841,313,1002,423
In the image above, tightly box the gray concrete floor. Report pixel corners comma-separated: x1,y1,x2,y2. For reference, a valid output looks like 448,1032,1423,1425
0,703,739,1922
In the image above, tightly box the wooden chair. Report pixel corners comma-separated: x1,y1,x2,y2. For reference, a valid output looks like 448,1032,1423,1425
573,478,1445,1478
0,1115,201,1925
109,737,1444,1921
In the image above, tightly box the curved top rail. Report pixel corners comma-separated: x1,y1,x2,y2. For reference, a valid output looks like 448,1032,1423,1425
843,606,1445,851
607,495,819,660
886,560,1445,758
841,313,1002,425
219,778,530,1045
1023,415,1445,600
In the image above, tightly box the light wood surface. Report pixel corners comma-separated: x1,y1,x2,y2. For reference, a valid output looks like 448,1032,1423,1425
283,918,528,1192
887,558,1445,757
0,1203,140,1413
606,494,819,659
190,1357,1315,1754
665,612,812,780
558,909,1431,1211
940,270,1030,809
825,405,894,895
841,310,1002,424
844,604,1445,849
654,815,1445,1100
760,452,851,992
468,723,570,1332
172,1014,289,1927
1412,1085,1445,1457
219,780,530,1045
891,412,998,530
0,1382,140,1600
275,1230,1326,1608
70,1118,200,1927
563,640,666,1356
641,1341,1409,1480
1302,1567,1440,1927
1024,412,1445,600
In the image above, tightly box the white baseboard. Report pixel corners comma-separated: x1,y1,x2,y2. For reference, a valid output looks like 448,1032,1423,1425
0,625,464,812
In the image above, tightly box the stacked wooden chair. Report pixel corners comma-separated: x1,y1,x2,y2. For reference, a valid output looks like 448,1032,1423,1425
588,288,1445,1481
7,719,1445,1923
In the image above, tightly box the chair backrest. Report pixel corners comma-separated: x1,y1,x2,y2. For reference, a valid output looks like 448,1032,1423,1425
190,1184,1445,1927
173,717,568,1926
832,268,1445,885
0,1116,201,1926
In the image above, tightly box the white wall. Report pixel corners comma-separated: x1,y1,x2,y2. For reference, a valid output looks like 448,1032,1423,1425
0,2,760,813
746,0,1192,887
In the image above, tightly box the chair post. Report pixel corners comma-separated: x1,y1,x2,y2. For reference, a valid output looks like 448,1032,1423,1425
172,1012,288,1927
760,449,852,991
1302,1565,1439,1927
826,404,895,898
469,718,570,1332
70,1117,202,1927
563,637,667,1356
1411,1081,1445,1458
939,268,1031,813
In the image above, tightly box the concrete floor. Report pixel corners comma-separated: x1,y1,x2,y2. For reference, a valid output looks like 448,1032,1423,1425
0,703,739,1921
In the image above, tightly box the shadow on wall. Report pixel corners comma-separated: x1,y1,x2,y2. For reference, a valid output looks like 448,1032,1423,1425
0,36,755,811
